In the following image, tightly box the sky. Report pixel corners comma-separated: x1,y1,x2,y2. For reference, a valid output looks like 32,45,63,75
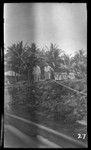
4,3,87,55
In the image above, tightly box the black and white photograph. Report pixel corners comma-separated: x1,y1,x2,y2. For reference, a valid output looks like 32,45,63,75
4,3,87,148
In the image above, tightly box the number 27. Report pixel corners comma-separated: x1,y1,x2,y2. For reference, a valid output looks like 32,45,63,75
78,134,86,139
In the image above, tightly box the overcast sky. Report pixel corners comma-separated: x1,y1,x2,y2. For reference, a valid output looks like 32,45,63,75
4,3,87,55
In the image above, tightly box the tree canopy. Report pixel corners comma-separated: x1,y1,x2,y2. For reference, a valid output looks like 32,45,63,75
5,42,87,81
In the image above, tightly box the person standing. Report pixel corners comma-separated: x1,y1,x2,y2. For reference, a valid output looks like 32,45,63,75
33,65,41,82
44,63,53,80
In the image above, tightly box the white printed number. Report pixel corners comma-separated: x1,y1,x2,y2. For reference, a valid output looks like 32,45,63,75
78,134,86,139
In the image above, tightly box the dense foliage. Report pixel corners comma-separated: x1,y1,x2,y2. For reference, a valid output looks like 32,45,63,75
5,41,87,124
5,42,87,81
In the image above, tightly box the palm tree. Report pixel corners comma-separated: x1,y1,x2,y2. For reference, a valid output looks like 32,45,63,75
71,50,87,79
5,42,39,83
45,43,66,79
45,43,64,75
61,53,73,75
25,43,39,83
5,41,29,81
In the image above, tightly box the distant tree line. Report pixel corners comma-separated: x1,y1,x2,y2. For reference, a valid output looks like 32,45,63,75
4,41,87,83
